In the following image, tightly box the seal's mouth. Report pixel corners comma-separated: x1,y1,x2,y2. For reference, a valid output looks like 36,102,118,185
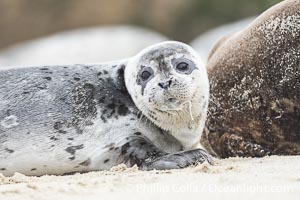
159,98,184,111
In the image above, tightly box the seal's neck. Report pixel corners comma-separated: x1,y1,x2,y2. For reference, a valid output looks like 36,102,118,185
143,90,208,149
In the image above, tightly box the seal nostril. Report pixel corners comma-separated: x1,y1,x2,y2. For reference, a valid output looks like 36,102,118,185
167,98,176,103
159,80,172,89
158,83,164,89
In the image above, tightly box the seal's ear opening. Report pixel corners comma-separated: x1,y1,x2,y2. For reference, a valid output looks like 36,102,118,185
115,64,127,92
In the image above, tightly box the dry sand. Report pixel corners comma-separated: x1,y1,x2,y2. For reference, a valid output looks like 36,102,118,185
0,156,299,200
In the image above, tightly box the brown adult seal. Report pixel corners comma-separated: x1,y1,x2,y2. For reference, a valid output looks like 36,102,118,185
203,0,300,158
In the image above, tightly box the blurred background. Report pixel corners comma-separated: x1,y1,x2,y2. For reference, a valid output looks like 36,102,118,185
0,0,281,67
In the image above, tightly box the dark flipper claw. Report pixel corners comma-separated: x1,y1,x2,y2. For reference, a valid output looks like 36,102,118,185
141,148,214,170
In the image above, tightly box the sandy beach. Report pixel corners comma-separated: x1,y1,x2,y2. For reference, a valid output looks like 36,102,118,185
1,155,299,200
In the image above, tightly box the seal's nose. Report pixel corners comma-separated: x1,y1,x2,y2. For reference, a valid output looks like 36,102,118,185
167,98,176,103
158,80,172,89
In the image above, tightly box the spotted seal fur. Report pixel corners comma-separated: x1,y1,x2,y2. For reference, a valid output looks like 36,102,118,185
0,41,212,176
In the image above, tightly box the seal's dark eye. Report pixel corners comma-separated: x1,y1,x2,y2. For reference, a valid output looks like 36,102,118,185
141,71,151,80
172,58,196,75
176,62,189,72
140,68,153,81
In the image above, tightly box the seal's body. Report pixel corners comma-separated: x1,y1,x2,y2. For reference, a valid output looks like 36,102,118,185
0,41,212,176
203,0,300,158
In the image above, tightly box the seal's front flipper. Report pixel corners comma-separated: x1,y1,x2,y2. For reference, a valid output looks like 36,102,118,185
119,137,213,170
141,149,214,170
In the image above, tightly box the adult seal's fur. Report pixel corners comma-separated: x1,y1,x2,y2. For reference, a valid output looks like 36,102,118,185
203,0,300,158
0,41,212,176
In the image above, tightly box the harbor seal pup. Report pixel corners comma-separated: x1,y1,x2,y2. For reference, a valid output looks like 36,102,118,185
203,0,300,158
0,41,212,176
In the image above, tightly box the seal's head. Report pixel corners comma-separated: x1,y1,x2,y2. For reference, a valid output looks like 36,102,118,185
125,41,209,132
